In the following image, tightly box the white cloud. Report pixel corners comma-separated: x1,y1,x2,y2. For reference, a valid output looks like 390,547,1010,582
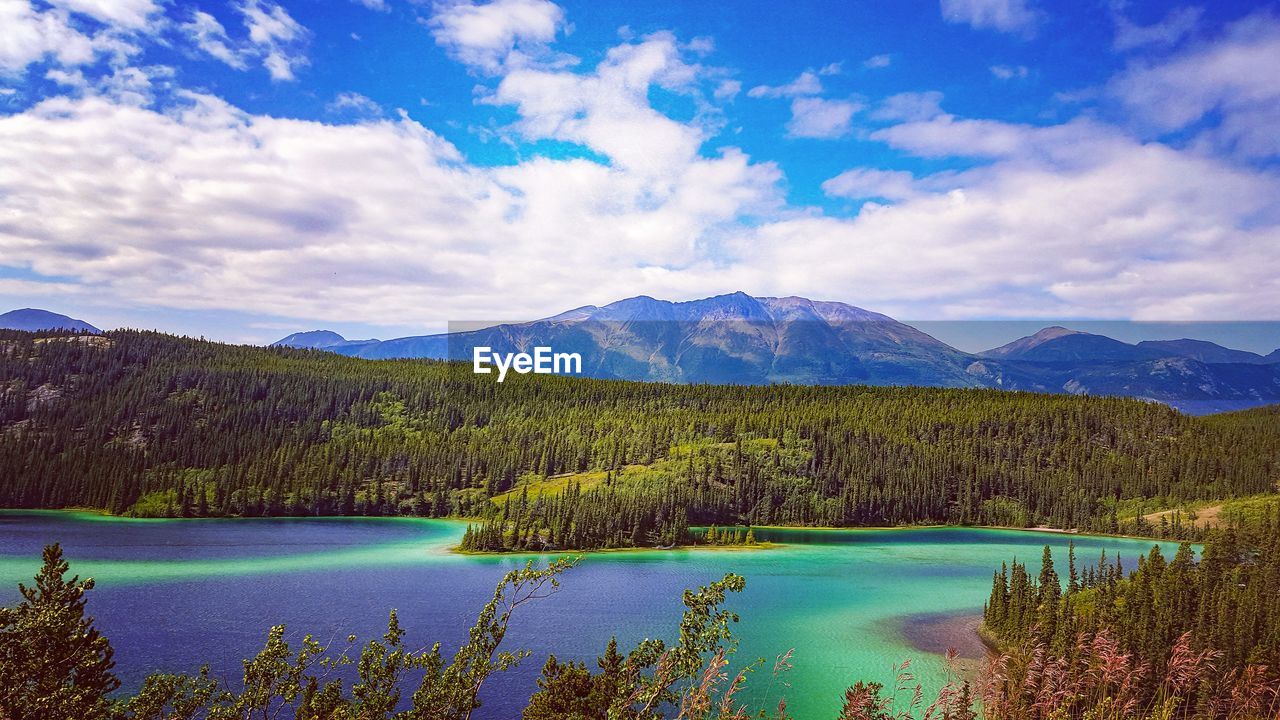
940,0,1040,37
747,70,822,99
489,32,722,177
352,0,388,10
786,97,860,139
0,1,122,74
862,54,891,69
237,0,308,81
713,79,741,101
1109,13,1280,158
1113,6,1202,51
0,0,158,85
822,168,920,202
48,0,160,30
326,91,382,116
45,67,87,88
0,40,782,326
181,2,309,81
871,91,944,122
182,11,248,70
870,115,1123,163
97,63,170,106
2,2,1278,329
729,126,1280,319
429,0,565,74
989,64,1029,80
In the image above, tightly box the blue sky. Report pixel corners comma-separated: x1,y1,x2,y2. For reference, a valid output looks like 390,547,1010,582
1,0,1278,347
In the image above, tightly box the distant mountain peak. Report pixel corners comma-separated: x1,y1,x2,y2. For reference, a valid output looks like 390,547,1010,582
982,326,1085,359
0,308,100,334
1031,326,1082,340
272,330,379,351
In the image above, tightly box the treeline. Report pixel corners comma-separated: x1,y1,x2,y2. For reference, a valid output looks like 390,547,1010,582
456,477,761,553
982,508,1280,717
457,481,694,551
3,330,1280,549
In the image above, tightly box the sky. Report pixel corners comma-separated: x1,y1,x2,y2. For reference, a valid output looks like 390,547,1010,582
1,0,1278,348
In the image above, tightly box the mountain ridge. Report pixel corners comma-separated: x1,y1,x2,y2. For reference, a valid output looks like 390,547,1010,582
269,293,1280,414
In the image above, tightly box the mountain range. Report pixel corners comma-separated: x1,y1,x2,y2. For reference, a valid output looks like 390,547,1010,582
5,297,1278,414
270,293,1280,414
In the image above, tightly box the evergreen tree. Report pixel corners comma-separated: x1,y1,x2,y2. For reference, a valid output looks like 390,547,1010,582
0,544,119,720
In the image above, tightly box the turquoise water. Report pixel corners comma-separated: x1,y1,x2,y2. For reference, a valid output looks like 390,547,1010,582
0,511,1181,718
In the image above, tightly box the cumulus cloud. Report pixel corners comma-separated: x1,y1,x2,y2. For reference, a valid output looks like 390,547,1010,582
732,123,1280,319
0,0,151,75
2,0,1278,331
49,0,160,30
940,0,1041,37
747,70,822,99
786,97,860,139
429,0,566,74
748,67,859,140
0,35,783,326
1109,12,1280,158
489,32,727,177
862,54,892,69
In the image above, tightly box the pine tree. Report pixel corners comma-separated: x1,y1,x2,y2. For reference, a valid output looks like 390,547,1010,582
0,544,119,720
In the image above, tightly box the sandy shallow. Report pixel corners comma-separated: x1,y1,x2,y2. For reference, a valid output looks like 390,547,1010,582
897,611,994,677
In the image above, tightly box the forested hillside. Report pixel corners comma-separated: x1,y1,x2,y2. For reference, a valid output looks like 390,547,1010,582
2,330,1278,550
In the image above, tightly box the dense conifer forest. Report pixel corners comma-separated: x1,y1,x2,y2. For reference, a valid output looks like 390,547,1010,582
3,329,1279,550
980,512,1280,718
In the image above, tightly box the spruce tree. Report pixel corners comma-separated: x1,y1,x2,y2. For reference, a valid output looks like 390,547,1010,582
0,544,119,720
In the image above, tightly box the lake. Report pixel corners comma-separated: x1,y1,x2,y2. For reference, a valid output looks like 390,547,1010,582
0,511,1182,718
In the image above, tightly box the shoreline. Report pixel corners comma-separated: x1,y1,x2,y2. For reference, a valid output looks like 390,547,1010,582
454,541,780,556
0,508,1192,550
751,522,1185,544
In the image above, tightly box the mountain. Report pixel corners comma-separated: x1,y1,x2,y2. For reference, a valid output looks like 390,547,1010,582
274,294,1280,414
1136,339,1269,364
981,327,1166,363
283,292,983,388
1266,349,1280,364
0,308,99,333
973,328,1280,412
271,330,380,353
965,356,1280,415
273,330,348,349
